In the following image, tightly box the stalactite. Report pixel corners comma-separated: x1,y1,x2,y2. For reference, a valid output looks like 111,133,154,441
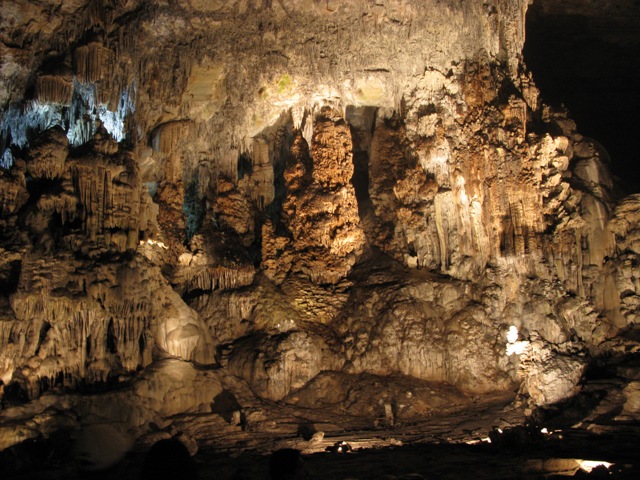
86,0,114,34
75,42,112,84
182,266,256,293
36,75,74,104
1,2,638,454
70,151,146,251
248,137,275,210
1,252,186,401
36,193,78,224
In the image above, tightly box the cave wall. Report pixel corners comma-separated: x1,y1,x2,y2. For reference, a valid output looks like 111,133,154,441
0,0,639,451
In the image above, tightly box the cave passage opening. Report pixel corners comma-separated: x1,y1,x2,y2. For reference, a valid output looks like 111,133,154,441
523,0,640,193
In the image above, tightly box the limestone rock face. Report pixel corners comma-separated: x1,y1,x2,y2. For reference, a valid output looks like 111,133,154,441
156,180,187,253
24,126,68,180
622,380,640,419
0,0,639,458
518,334,587,406
364,65,557,281
0,166,28,218
215,177,255,248
3,252,215,399
608,195,640,326
287,372,470,422
269,108,366,284
71,151,144,250
333,256,519,395
0,126,218,401
223,330,341,402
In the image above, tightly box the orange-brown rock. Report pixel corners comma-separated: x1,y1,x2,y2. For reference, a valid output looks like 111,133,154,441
156,180,186,253
272,108,366,285
261,219,292,285
214,176,254,247
23,127,68,179
368,116,434,263
0,167,28,218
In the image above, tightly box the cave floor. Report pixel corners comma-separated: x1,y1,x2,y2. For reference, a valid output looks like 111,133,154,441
5,390,639,479
7,428,639,479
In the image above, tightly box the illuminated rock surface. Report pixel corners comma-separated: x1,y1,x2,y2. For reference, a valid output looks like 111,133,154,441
0,0,639,478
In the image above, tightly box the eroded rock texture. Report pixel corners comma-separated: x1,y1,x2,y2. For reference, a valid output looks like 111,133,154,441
264,107,366,285
0,0,639,461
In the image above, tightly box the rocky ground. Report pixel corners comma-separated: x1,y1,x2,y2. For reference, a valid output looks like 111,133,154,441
3,348,640,479
4,415,639,479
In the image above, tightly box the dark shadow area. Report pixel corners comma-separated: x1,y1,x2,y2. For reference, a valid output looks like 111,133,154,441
0,258,21,294
3,435,639,479
211,390,242,424
345,105,377,221
523,1,640,193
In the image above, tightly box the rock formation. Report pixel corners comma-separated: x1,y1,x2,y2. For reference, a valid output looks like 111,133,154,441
0,0,639,472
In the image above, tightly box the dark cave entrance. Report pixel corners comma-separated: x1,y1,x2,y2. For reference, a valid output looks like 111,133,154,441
345,105,377,220
523,1,640,193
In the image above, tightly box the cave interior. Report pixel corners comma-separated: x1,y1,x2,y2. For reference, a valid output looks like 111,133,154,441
0,0,639,478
